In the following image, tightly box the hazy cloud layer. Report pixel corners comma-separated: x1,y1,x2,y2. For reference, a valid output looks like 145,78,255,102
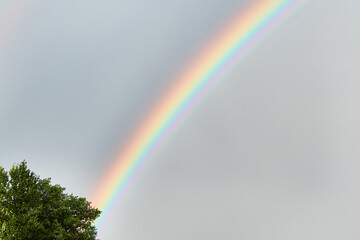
1,0,360,239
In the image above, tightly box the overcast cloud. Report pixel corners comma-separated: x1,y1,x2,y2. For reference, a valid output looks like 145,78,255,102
1,0,360,239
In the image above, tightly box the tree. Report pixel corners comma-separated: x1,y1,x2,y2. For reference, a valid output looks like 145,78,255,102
0,161,101,240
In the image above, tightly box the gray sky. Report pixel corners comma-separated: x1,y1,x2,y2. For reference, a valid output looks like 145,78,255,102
1,0,360,239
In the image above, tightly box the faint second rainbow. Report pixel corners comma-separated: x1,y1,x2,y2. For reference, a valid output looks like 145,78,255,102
92,0,310,229
0,1,29,60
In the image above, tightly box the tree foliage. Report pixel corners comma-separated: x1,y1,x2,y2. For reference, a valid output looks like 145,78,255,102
0,161,101,240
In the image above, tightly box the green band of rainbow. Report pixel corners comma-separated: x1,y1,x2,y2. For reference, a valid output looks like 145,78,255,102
92,0,310,231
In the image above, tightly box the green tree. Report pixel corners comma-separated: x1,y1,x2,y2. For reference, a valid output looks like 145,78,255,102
0,161,101,240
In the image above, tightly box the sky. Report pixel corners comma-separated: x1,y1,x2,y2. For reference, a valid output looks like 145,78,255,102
1,0,360,239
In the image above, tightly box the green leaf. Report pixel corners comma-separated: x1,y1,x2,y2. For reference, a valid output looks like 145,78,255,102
0,161,101,239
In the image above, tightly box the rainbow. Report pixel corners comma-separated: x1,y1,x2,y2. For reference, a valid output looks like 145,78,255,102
92,0,310,230
0,1,28,57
